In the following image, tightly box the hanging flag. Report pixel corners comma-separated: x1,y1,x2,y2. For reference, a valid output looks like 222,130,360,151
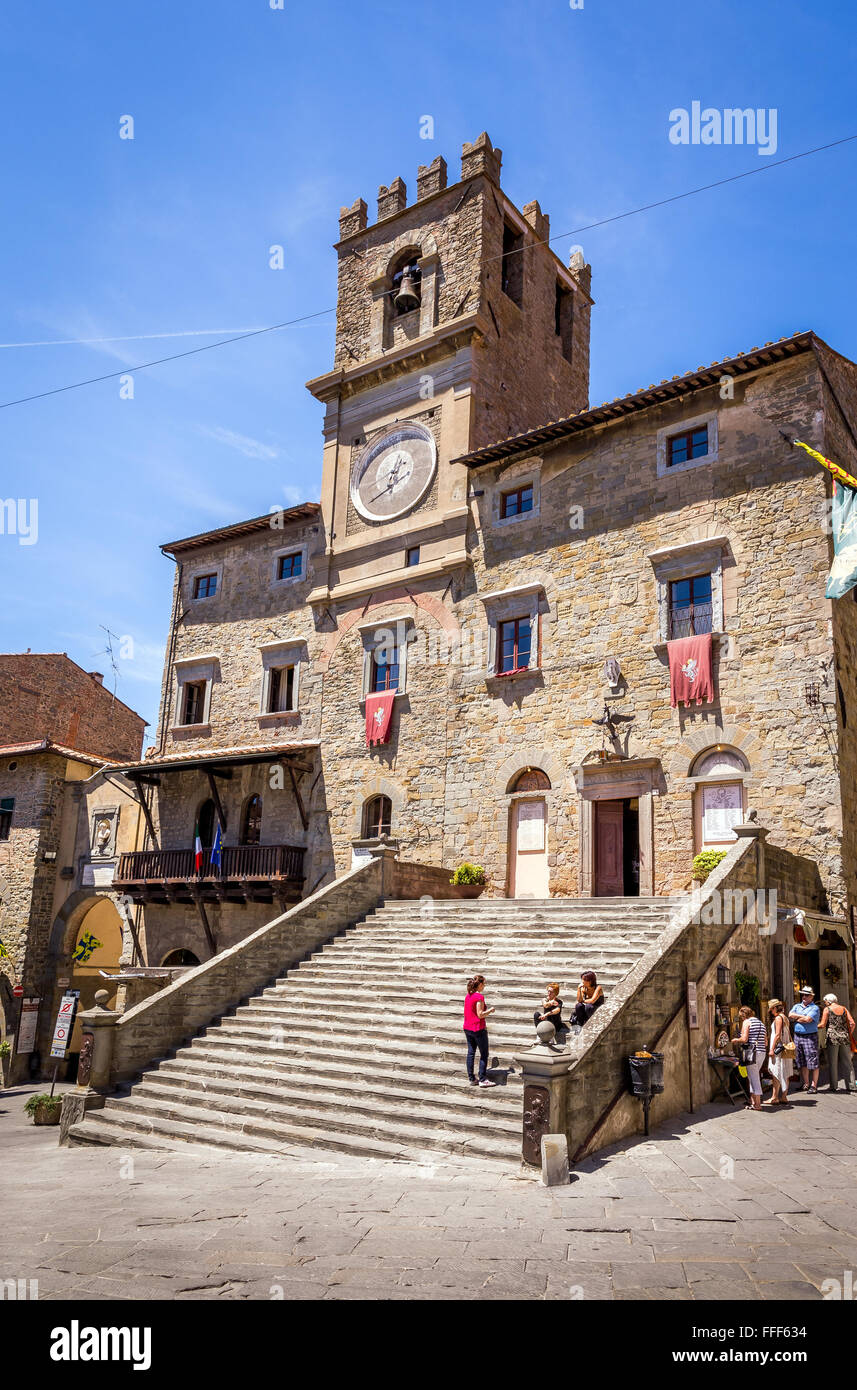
790,438,857,493
667,633,714,708
194,821,203,873
365,691,395,746
211,821,222,871
785,437,857,598
827,480,857,599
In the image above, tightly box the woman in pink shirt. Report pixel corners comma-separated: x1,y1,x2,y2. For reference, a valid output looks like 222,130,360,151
463,974,497,1088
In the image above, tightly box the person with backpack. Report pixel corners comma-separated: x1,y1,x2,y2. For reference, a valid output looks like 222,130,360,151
766,999,794,1105
730,1006,767,1111
463,974,497,1088
820,993,856,1094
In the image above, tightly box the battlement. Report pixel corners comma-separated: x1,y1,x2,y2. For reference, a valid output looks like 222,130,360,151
338,133,503,240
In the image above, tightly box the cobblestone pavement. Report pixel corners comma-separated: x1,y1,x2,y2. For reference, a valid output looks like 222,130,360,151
3,1083,857,1300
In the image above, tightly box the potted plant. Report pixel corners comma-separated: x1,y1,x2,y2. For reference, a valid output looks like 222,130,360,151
692,850,727,887
450,863,487,898
24,1093,63,1127
0,1038,10,1090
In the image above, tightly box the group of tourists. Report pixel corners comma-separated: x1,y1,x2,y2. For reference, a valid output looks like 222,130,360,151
462,972,604,1086
730,985,856,1110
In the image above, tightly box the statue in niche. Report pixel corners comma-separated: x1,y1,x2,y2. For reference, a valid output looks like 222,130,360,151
94,817,113,856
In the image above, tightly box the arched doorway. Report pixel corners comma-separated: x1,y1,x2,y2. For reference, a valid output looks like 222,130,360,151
161,948,201,967
196,798,216,848
68,897,124,1057
242,795,262,845
508,769,550,898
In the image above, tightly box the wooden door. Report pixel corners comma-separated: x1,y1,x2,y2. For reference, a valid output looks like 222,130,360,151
595,801,624,896
511,798,549,898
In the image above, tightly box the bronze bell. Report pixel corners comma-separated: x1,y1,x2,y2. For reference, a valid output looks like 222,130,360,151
394,267,420,313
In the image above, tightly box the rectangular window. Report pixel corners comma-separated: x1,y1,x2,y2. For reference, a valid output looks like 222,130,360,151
0,797,13,841
277,552,303,580
193,574,217,599
501,223,524,306
669,574,713,639
500,485,534,519
555,282,574,362
182,680,206,725
267,664,296,713
406,546,420,567
371,642,400,693
667,426,709,468
498,617,532,674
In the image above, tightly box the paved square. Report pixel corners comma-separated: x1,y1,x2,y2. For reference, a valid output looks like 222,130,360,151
2,1084,855,1300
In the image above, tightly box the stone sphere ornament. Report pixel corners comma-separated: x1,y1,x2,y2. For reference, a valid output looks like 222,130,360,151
536,1020,557,1045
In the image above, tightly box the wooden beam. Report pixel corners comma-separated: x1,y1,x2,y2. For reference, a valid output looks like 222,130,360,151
192,890,217,955
210,767,233,780
205,770,228,831
127,778,158,847
288,763,309,831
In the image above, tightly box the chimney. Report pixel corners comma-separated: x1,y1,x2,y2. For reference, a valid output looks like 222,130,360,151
460,132,502,185
377,177,407,221
338,197,368,240
416,155,447,201
89,671,104,686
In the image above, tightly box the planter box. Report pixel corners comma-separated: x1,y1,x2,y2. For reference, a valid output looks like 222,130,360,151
32,1103,62,1126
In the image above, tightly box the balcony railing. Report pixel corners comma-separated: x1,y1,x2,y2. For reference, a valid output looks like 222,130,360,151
114,843,306,903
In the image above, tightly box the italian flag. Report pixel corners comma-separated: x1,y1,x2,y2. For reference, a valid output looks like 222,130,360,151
194,822,203,873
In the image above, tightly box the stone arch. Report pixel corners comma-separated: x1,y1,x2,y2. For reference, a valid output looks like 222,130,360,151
382,228,438,272
351,773,406,838
495,748,565,797
668,721,760,779
317,588,460,673
46,888,128,968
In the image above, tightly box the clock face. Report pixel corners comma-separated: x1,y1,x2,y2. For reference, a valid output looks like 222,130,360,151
351,422,437,522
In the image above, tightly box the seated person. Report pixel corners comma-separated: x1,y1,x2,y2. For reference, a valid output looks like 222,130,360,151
572,971,604,1027
533,982,564,1034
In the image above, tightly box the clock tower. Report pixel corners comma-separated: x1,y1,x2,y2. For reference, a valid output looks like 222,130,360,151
306,132,592,607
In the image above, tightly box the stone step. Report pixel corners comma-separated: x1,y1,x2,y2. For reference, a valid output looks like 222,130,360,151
371,897,671,910
135,1074,520,1137
154,1047,522,1099
252,989,610,1017
187,1029,528,1074
237,999,580,1034
99,1090,521,1161
198,1020,539,1062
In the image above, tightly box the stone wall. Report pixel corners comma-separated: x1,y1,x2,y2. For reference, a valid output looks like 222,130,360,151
0,654,145,761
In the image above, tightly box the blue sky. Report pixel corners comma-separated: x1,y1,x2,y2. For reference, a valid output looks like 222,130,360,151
1,0,855,745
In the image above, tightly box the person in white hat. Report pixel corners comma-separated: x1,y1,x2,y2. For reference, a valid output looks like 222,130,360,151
820,994,856,1094
789,986,821,1093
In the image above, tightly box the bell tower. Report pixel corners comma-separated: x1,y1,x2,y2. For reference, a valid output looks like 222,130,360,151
306,132,592,606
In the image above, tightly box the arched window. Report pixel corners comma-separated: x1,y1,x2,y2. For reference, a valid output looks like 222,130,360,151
242,795,262,845
509,768,551,793
391,253,421,317
196,798,216,848
363,795,392,839
691,747,748,850
162,948,201,967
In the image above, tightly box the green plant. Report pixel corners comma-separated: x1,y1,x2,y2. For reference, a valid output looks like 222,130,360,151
692,850,727,883
0,1040,11,1059
735,970,761,1011
24,1093,62,1116
450,863,486,886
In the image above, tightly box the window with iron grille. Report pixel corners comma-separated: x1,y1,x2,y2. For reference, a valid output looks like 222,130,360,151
193,574,217,599
498,617,532,674
267,664,296,713
667,426,709,468
500,485,534,519
363,794,392,838
277,552,302,581
370,642,400,693
182,680,206,725
669,574,713,639
0,797,13,841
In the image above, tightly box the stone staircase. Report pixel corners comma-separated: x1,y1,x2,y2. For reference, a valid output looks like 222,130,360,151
69,896,678,1163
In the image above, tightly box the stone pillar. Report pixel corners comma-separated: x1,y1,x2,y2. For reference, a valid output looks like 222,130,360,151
58,990,120,1145
514,1036,571,1168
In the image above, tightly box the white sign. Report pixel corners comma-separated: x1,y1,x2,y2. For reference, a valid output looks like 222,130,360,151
702,784,742,842
50,990,80,1060
81,861,116,887
687,981,699,1030
16,997,40,1054
516,800,545,852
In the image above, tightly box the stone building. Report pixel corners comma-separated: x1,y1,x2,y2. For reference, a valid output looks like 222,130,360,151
107,133,856,1006
0,655,146,1080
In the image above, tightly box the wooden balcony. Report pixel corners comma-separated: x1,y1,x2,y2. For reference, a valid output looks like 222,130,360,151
114,843,306,906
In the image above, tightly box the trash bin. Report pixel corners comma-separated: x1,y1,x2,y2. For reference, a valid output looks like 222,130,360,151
649,1051,665,1094
628,1054,653,1096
